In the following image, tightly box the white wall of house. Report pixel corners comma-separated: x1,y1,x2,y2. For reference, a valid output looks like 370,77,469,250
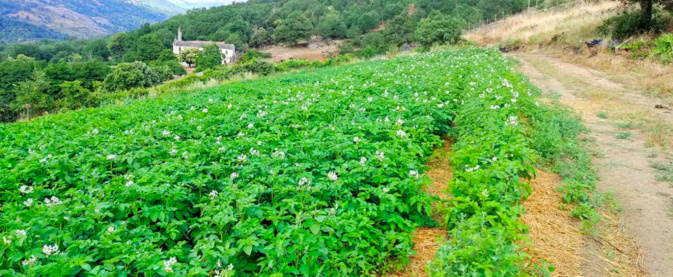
173,45,235,64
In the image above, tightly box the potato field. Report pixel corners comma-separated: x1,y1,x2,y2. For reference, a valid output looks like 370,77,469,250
1,49,563,276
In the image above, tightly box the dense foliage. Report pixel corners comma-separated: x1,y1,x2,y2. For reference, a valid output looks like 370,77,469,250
0,17,69,44
0,48,478,276
0,0,530,63
0,45,602,276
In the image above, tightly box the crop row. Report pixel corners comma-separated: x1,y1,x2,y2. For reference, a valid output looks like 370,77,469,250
426,50,540,276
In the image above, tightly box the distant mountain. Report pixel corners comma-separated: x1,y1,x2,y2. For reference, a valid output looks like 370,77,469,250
123,0,185,16
166,0,244,9
0,0,179,43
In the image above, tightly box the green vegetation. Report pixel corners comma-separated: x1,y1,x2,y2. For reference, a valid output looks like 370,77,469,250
598,9,671,39
0,48,568,276
651,161,673,182
0,0,536,123
598,111,608,118
0,0,168,43
617,131,633,140
196,45,223,71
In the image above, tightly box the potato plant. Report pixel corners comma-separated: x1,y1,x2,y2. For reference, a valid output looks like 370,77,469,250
1,48,549,276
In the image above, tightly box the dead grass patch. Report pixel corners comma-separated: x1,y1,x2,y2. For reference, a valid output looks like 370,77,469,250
465,1,622,46
523,171,584,276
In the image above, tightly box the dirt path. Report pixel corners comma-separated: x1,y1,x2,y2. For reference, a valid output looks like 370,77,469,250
514,52,673,277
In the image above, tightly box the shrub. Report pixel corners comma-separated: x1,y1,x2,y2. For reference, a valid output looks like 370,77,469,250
236,59,275,76
102,61,161,92
415,11,462,47
651,33,673,63
238,50,271,64
276,59,311,71
597,10,670,39
58,80,93,110
196,44,223,71
339,43,356,55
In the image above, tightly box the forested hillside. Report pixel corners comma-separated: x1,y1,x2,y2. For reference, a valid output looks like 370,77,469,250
0,0,175,42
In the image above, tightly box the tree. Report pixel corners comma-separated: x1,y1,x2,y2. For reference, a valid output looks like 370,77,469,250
250,27,274,48
137,34,164,62
102,61,161,92
415,12,462,47
346,25,362,40
83,39,111,60
179,48,200,68
383,14,416,46
197,44,223,70
59,80,92,110
358,11,381,31
71,59,111,90
108,33,126,61
0,55,42,122
317,13,347,39
14,70,53,118
227,33,248,51
158,49,178,62
44,60,75,95
274,12,315,45
622,0,673,26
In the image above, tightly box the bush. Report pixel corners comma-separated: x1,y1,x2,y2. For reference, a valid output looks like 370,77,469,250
58,80,93,110
102,61,161,92
652,33,673,63
196,44,222,71
598,10,670,39
276,59,311,71
238,50,271,64
149,64,175,82
415,11,462,47
236,59,275,76
357,46,380,59
339,43,355,55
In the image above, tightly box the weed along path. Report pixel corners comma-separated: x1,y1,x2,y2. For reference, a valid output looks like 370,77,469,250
514,52,673,276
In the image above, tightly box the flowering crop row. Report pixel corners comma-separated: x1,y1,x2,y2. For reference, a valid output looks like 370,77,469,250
0,49,473,276
425,50,561,276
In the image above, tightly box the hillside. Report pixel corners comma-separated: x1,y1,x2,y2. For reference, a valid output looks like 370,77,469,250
167,0,242,9
0,0,179,42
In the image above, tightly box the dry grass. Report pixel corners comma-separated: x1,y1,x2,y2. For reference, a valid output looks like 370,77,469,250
518,53,673,148
548,49,673,98
523,171,648,276
466,0,673,98
465,0,622,46
523,171,584,276
590,211,649,276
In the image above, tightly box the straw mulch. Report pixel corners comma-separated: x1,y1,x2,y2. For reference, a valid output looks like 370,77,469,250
523,170,648,277
394,140,452,277
522,171,584,276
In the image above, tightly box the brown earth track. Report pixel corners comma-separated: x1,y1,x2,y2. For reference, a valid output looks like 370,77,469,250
515,52,666,276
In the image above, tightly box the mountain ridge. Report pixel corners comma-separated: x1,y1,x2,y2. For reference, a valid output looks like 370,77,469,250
0,0,180,43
